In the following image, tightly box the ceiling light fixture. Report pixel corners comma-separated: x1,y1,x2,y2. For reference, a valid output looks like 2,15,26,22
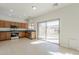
10,9,14,12
32,6,37,10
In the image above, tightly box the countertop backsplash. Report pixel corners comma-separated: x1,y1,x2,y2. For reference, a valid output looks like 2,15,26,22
0,28,36,32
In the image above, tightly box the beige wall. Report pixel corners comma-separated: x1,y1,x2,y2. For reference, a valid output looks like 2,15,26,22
29,4,79,51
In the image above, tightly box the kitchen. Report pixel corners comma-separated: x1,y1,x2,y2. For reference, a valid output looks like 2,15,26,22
0,20,36,40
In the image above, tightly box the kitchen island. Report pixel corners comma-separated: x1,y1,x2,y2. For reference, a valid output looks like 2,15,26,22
0,28,36,41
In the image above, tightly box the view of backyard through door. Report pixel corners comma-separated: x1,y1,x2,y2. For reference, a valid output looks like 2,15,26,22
38,20,59,44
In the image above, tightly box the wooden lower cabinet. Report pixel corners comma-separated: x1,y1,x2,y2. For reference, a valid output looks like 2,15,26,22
31,32,36,39
25,32,31,38
0,32,36,41
19,32,26,38
0,32,11,41
25,32,36,39
19,32,36,39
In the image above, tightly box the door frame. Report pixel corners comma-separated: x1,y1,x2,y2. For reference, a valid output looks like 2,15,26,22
37,18,60,45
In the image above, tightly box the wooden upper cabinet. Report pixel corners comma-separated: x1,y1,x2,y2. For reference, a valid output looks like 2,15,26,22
18,23,28,29
0,20,5,27
26,23,28,29
23,23,28,28
21,23,26,28
4,21,11,27
10,22,19,28
16,22,19,28
18,23,21,28
0,20,28,28
0,20,11,28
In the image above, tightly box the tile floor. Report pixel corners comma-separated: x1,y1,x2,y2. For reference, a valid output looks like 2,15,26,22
0,38,79,55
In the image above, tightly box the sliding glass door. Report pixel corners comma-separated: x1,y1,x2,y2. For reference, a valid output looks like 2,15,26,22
38,20,59,44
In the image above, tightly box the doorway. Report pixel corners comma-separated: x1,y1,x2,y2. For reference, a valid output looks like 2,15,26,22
37,20,59,44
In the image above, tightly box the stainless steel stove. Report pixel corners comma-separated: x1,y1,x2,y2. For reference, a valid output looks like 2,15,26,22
10,25,19,38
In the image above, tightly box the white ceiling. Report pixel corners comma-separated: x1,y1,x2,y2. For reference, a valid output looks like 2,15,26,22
0,3,70,20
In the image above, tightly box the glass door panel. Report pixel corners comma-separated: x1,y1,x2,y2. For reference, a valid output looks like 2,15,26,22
38,22,46,40
46,20,59,43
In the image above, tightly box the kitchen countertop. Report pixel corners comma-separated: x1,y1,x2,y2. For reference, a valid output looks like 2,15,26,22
0,28,36,32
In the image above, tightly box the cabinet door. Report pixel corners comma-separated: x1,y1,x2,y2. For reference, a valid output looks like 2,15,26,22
19,32,26,38
0,32,11,41
14,22,19,28
31,32,36,39
21,23,26,28
6,32,11,40
4,21,11,28
0,21,11,28
0,33,5,40
16,23,19,28
19,32,22,37
18,23,28,28
18,23,22,28
0,21,5,27
25,32,31,38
